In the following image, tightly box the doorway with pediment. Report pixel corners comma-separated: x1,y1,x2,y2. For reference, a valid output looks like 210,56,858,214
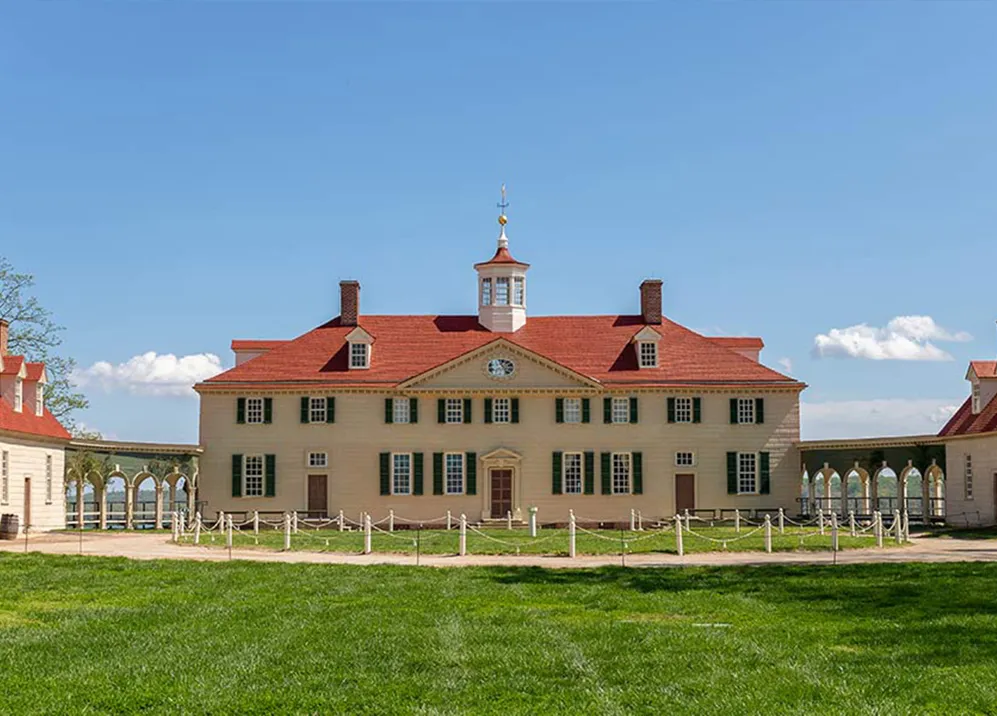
480,448,523,522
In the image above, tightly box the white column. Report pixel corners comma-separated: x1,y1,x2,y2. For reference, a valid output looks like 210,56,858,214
675,514,684,557
734,509,741,533
778,507,785,535
125,483,134,530
226,515,233,549
283,512,291,551
529,506,537,537
459,514,467,557
764,514,772,553
364,513,372,554
194,512,202,545
568,512,577,559
155,484,164,530
848,510,856,537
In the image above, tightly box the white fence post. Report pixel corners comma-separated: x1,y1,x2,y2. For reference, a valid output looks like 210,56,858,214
630,509,636,532
637,510,643,531
848,510,856,537
830,511,839,552
339,510,345,532
569,512,577,559
194,512,202,545
529,506,538,537
675,514,684,557
507,510,513,531
283,512,291,551
764,514,772,553
170,511,178,543
364,513,372,554
902,510,910,542
735,509,741,533
684,509,691,533
818,508,825,535
253,511,259,535
875,511,883,548
292,511,299,534
778,507,785,535
447,510,452,531
226,515,233,550
389,509,395,533
893,509,902,545
459,514,467,557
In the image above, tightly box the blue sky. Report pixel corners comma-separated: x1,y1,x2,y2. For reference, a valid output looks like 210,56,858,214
2,3,995,443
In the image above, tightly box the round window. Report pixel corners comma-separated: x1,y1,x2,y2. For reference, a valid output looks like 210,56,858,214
486,358,516,379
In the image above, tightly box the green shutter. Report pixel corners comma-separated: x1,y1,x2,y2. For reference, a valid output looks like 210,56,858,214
463,398,472,424
632,452,643,495
629,397,639,424
601,452,612,494
433,453,443,494
603,397,612,424
583,452,595,494
667,397,676,423
326,397,335,424
263,398,273,424
484,398,493,424
265,454,276,497
410,398,419,424
413,453,424,495
582,398,591,424
231,454,242,497
555,398,564,423
300,397,310,424
730,398,738,424
759,452,770,495
379,452,391,496
511,398,519,424
693,397,702,424
437,399,446,423
756,398,765,425
385,398,394,424
727,452,738,495
552,451,563,494
466,453,476,495
236,398,246,424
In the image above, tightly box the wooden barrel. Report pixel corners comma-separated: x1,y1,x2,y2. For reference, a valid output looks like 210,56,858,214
0,514,19,540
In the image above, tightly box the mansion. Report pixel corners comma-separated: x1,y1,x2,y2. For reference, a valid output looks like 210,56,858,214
195,215,804,523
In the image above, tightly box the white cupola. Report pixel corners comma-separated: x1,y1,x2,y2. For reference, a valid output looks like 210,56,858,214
474,191,529,333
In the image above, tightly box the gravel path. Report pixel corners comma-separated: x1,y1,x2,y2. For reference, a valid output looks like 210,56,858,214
2,531,996,568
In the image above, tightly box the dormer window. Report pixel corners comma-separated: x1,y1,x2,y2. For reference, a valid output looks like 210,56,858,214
481,278,492,306
973,383,981,414
495,277,509,306
36,383,44,416
13,378,22,413
350,342,369,369
638,341,658,369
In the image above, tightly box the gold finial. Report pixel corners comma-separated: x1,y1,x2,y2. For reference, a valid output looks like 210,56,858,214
497,184,509,225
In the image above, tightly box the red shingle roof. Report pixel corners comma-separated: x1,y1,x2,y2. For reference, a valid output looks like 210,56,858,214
24,363,45,382
707,337,764,350
937,396,997,438
473,245,529,268
970,361,997,378
0,356,24,376
0,354,70,441
203,315,799,389
231,340,289,351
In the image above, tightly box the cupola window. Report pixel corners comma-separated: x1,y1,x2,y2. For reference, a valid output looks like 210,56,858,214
513,277,525,306
495,277,509,306
481,278,492,306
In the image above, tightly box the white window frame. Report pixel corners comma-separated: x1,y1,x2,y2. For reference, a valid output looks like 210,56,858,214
1,450,8,505
563,452,583,495
392,398,411,424
492,397,511,424
611,397,630,424
243,455,265,497
563,398,582,424
245,397,264,425
481,278,492,307
612,452,632,495
445,398,464,424
638,341,658,369
737,398,756,425
350,342,370,369
14,378,22,413
675,451,695,467
309,397,327,424
307,451,328,469
444,452,465,495
513,276,525,306
495,277,510,306
972,383,981,414
392,453,412,496
45,454,53,504
36,383,44,416
965,455,974,500
738,452,758,494
674,397,693,423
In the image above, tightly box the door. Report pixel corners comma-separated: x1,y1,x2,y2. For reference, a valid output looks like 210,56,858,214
490,469,513,519
307,475,328,517
675,473,695,513
23,477,31,532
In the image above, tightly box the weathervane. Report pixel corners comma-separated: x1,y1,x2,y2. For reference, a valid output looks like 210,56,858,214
497,184,509,226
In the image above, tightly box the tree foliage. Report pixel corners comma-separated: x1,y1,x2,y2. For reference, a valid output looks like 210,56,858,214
0,257,88,429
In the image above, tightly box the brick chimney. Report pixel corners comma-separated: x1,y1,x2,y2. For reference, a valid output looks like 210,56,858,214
340,281,360,327
639,280,662,325
0,319,8,356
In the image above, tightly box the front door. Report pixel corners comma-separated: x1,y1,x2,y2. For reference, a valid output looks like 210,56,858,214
675,473,695,513
490,469,512,519
23,477,31,531
307,475,328,517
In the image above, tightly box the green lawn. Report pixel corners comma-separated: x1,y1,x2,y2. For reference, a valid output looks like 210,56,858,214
2,555,995,713
181,524,894,556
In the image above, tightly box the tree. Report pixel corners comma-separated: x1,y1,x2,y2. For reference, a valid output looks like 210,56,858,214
0,257,88,428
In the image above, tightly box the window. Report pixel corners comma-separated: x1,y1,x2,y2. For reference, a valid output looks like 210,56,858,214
563,452,583,494
246,397,264,424
350,342,370,369
513,277,525,306
674,397,693,423
492,397,511,423
309,397,327,424
243,455,265,497
445,398,464,424
392,453,412,495
45,455,53,504
638,341,657,368
563,398,582,424
445,453,464,494
1,450,8,504
36,384,44,416
973,383,981,414
495,277,509,305
612,453,631,494
393,398,411,424
738,452,757,494
675,451,695,467
308,452,328,469
14,378,22,412
611,397,630,424
737,398,756,424
481,278,492,306
965,455,974,500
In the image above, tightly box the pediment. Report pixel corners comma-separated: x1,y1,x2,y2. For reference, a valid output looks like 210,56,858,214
480,447,523,462
345,326,374,344
632,326,662,342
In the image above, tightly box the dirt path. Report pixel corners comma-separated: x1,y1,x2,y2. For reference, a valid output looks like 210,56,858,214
2,531,996,568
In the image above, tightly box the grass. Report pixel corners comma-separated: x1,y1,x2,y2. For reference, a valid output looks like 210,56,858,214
1,555,996,713
180,523,898,556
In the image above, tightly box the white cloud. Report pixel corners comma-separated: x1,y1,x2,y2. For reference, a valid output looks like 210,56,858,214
777,357,793,373
72,352,225,397
812,316,971,361
801,399,960,440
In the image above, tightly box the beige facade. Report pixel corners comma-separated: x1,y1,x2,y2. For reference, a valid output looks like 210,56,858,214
944,435,997,526
0,432,66,534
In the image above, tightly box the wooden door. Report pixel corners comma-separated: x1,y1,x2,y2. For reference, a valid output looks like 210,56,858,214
675,474,695,513
490,469,512,519
307,475,328,517
23,477,31,531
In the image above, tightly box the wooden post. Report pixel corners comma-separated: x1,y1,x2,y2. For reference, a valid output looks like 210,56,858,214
778,507,785,534
194,512,202,545
848,510,856,537
831,511,839,552
389,509,395,533
507,510,513,531
735,509,741,533
764,514,772,553
818,508,825,535
226,515,233,550
459,514,467,557
339,509,345,532
875,511,883,548
529,506,537,537
675,514,684,556
364,513,372,554
568,512,577,558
